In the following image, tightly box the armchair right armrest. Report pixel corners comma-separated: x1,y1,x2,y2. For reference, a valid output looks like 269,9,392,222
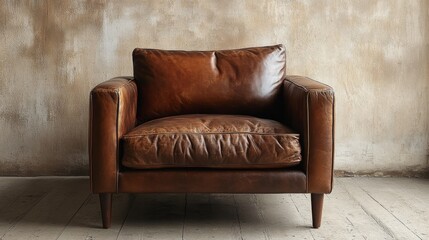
283,75,335,193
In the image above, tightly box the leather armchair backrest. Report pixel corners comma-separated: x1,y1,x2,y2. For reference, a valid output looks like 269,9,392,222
133,44,286,122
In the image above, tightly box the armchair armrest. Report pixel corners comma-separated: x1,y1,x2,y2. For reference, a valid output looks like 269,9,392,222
283,75,335,193
89,77,137,193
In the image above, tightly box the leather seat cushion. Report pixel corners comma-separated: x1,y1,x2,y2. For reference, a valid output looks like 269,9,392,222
121,114,301,169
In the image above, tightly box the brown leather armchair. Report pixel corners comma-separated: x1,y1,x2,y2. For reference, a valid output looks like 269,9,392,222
89,45,334,229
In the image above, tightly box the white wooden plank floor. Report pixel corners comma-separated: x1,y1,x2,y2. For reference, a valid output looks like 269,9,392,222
0,177,427,240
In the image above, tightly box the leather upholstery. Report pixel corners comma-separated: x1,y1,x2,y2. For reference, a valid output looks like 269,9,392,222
283,76,335,193
89,46,335,196
133,45,285,122
121,114,301,169
118,170,306,193
89,77,137,193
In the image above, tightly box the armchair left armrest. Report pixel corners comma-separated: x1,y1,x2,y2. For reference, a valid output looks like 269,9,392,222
89,77,137,193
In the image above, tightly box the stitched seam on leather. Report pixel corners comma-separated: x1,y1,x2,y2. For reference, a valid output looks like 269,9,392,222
90,78,135,193
116,78,136,193
122,132,300,138
306,91,310,193
284,78,312,193
117,80,135,192
91,80,135,93
284,78,309,94
285,76,333,92
91,89,112,93
124,79,135,86
124,162,302,168
115,89,119,193
283,45,287,78
125,157,302,165
89,93,93,192
123,156,303,167
330,93,335,193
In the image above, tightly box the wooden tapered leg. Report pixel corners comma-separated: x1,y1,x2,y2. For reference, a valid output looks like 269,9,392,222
311,193,324,228
99,193,112,229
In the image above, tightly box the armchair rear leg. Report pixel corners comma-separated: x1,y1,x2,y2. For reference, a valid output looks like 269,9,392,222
99,193,112,229
311,193,324,228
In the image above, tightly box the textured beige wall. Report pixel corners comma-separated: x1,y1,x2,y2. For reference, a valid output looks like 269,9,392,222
0,0,428,175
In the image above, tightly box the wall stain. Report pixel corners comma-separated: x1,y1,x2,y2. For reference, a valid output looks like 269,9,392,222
0,0,428,175
0,111,27,125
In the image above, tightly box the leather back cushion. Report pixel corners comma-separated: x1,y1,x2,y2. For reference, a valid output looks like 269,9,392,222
133,44,286,122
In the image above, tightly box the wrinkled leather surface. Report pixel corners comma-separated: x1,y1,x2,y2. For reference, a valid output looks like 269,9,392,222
133,45,286,122
283,76,335,193
119,170,306,193
121,114,301,169
89,77,137,193
89,46,335,196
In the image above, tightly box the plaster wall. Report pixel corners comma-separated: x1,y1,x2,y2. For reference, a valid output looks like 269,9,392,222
0,0,428,175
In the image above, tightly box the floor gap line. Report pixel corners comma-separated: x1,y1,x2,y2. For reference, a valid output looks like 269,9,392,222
56,193,91,240
116,194,136,240
181,193,187,240
360,187,423,240
232,195,244,240
0,188,52,240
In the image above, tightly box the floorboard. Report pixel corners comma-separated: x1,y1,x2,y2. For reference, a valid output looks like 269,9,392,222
340,178,428,240
0,178,59,238
182,194,241,240
57,193,132,240
0,177,427,240
0,178,89,240
116,194,186,240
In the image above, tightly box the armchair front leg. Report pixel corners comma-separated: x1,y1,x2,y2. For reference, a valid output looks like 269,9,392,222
311,193,324,228
99,193,112,229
